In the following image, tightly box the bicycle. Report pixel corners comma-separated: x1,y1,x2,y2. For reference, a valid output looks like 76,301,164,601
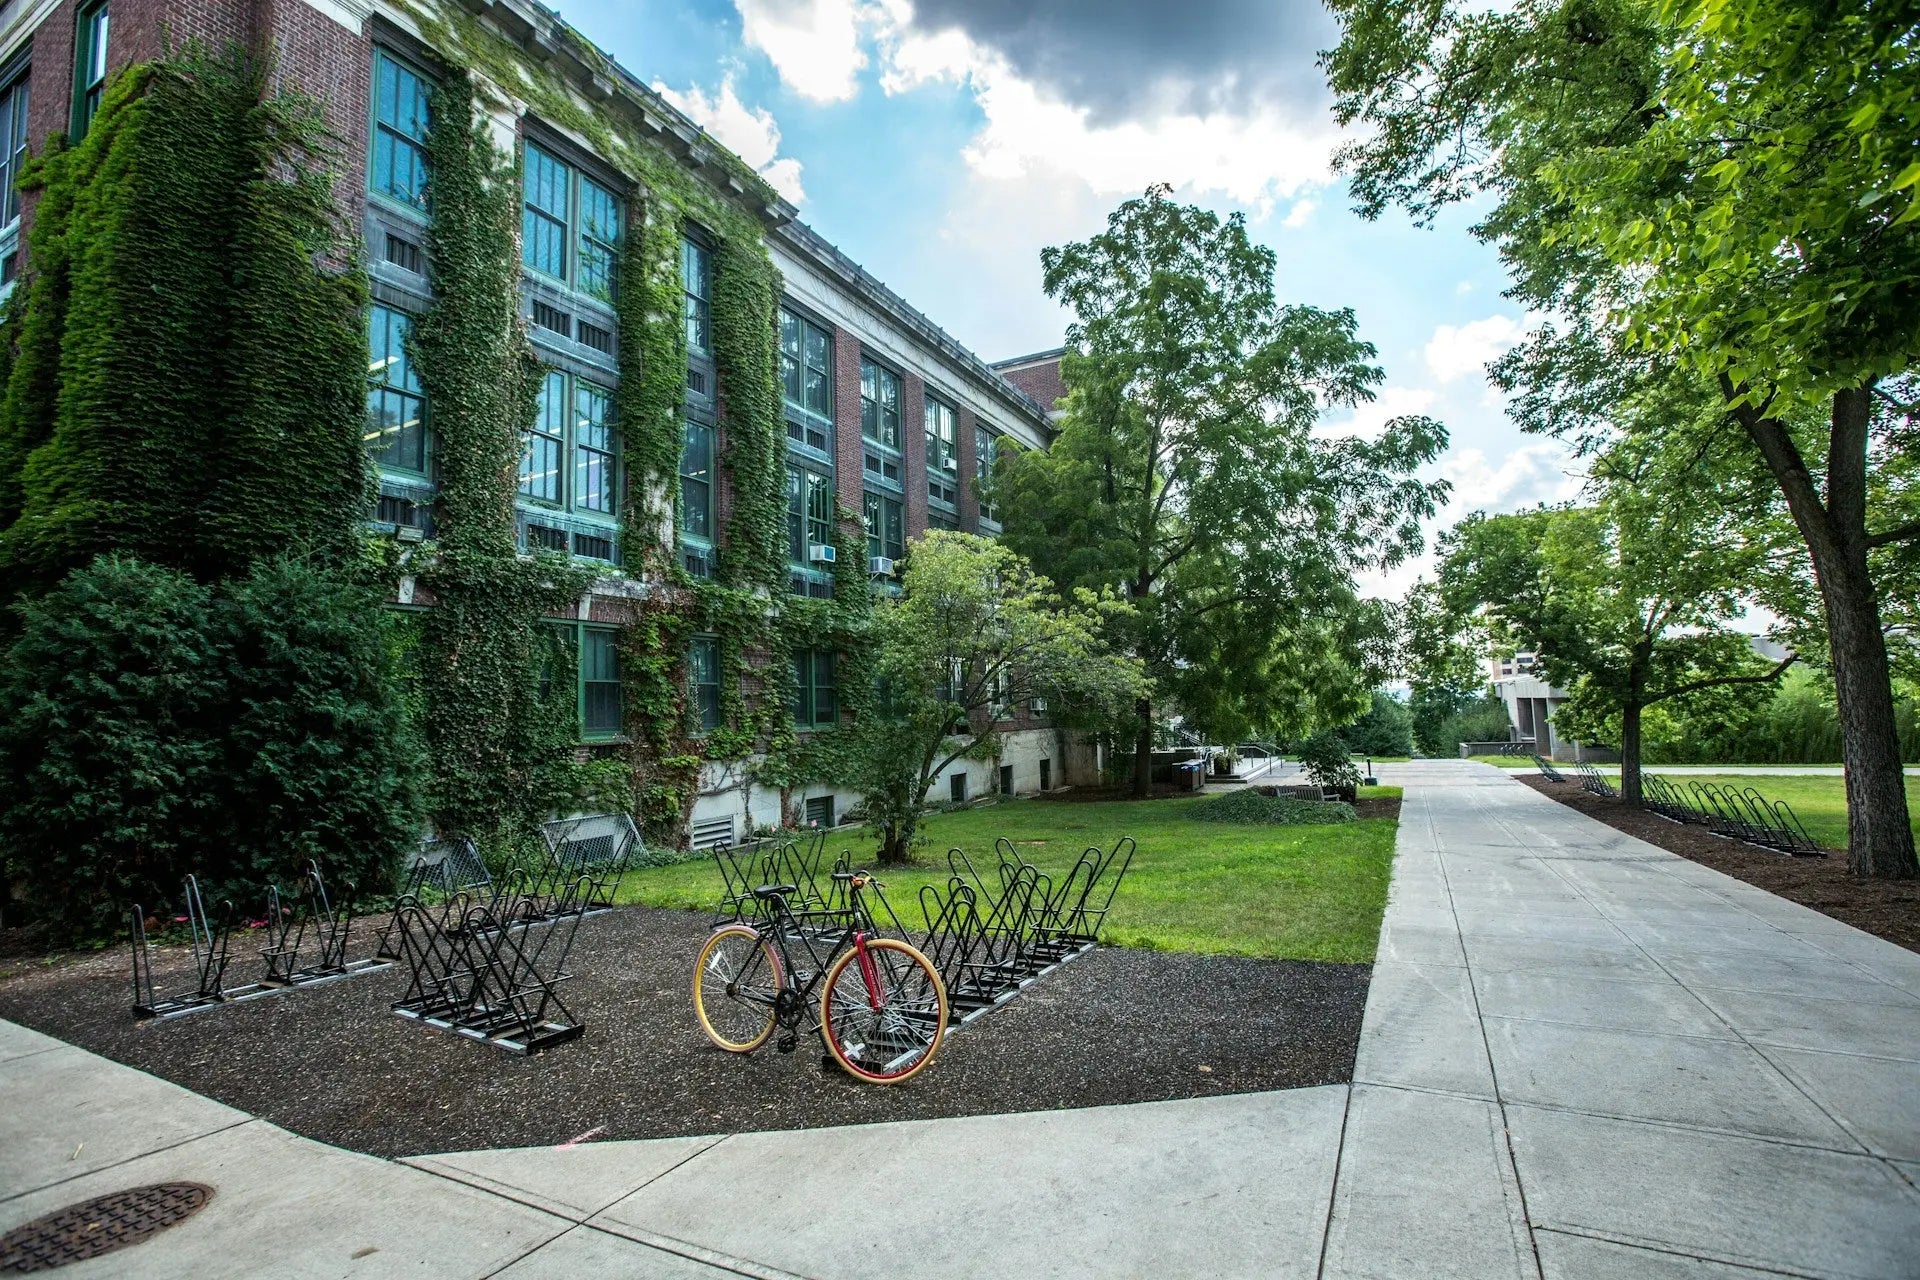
691,871,948,1084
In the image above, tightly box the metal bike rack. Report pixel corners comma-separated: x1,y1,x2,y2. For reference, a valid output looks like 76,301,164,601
377,836,493,959
1573,762,1618,798
259,862,390,988
1630,774,1825,857
388,875,592,1054
1532,755,1567,783
130,877,236,1019
539,813,643,914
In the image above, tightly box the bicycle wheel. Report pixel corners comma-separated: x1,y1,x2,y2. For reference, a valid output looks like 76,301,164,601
820,938,948,1084
692,925,782,1052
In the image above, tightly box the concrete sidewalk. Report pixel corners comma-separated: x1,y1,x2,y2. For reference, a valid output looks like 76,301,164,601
3,762,1916,1277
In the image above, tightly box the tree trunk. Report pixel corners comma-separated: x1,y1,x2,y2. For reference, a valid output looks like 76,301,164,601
877,820,913,866
1619,652,1647,806
1131,696,1153,798
1738,382,1915,878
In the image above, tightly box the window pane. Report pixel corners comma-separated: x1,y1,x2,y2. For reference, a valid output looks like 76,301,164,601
791,650,810,726
367,305,427,474
806,472,833,549
518,370,565,502
582,629,621,735
574,381,615,513
785,468,805,562
814,651,837,723
578,175,619,300
693,635,722,732
523,143,569,278
682,238,710,353
682,420,713,539
371,52,429,210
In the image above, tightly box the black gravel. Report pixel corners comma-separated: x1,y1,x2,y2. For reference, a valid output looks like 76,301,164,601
0,906,1370,1158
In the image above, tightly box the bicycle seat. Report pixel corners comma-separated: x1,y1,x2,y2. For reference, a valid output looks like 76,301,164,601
753,884,797,900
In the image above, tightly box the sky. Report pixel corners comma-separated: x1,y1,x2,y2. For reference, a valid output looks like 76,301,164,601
553,0,1589,600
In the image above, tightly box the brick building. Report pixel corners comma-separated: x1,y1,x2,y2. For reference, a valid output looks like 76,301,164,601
0,0,1075,844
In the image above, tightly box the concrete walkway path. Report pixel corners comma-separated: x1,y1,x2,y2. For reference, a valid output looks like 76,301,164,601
3,762,1916,1277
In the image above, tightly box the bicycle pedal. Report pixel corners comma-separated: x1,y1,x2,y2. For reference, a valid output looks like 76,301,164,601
776,1032,797,1054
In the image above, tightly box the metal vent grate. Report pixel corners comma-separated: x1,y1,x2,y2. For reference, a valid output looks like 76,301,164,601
532,301,571,338
384,232,423,275
576,320,615,354
0,1183,215,1272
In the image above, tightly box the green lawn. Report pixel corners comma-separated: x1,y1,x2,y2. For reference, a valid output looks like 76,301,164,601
617,791,1402,963
1634,772,1920,849
1473,754,1539,768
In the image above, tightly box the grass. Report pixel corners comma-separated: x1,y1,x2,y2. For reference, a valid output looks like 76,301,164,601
616,793,1402,963
1472,754,1539,768
1629,772,1920,849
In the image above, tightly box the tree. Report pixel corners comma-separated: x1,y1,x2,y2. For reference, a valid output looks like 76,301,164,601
1324,0,1920,875
846,533,1143,864
1335,690,1416,757
1400,578,1493,755
1439,451,1789,802
999,186,1448,795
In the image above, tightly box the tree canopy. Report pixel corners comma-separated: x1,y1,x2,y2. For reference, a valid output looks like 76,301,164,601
999,185,1447,792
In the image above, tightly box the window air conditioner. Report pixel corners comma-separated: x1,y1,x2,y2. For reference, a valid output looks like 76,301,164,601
868,556,896,576
809,544,836,564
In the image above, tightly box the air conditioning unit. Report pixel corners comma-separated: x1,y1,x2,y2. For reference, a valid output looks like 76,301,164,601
868,556,896,576
395,524,425,544
808,544,836,564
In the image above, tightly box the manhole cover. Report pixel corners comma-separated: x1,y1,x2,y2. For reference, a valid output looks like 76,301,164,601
0,1182,213,1272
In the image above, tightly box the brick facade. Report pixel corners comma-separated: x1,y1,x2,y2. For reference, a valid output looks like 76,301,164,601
900,371,926,540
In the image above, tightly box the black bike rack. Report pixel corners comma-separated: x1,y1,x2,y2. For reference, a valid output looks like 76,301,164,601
537,813,642,915
377,836,493,959
388,874,592,1054
259,862,391,988
1634,774,1824,857
1532,755,1567,783
1573,762,1619,798
130,876,237,1019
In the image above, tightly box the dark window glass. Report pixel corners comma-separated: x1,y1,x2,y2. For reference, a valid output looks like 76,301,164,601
859,358,900,450
581,628,621,736
371,51,430,211
976,427,999,522
864,491,904,563
682,420,714,541
780,308,833,435
367,304,427,474
578,174,619,300
682,237,711,354
0,73,29,226
73,2,110,137
690,636,721,732
792,648,837,727
574,381,615,514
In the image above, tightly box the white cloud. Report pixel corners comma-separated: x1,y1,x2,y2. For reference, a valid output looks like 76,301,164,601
735,0,1335,209
1282,197,1317,229
732,0,869,103
1319,386,1438,441
1439,441,1584,513
652,75,807,203
1424,314,1530,384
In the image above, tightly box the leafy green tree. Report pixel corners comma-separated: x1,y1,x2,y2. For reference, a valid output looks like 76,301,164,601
1325,0,1919,874
843,533,1143,864
1399,578,1492,755
1440,468,1789,802
1335,690,1416,757
998,186,1448,795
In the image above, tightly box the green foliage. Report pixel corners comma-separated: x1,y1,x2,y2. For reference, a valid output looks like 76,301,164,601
0,556,418,939
1432,693,1514,755
1188,790,1357,825
837,532,1144,862
1000,186,1448,781
0,46,368,597
1334,690,1416,757
1296,731,1364,792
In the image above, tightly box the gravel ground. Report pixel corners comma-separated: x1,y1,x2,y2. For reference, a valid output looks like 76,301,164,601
0,906,1370,1158
1521,775,1920,953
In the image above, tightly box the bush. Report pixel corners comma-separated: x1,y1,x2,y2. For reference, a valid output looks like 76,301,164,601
1429,693,1511,755
1336,690,1414,757
0,556,420,938
1296,730,1362,792
1188,789,1355,825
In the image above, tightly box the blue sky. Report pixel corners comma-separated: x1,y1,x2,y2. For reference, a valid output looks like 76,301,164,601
553,0,1587,597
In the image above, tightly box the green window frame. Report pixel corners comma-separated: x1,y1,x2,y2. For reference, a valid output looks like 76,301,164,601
0,70,29,230
71,1,109,138
975,426,999,523
690,635,721,733
580,625,622,739
521,141,621,300
370,50,430,214
786,466,834,565
793,648,838,728
367,304,428,476
680,419,714,543
925,395,959,506
860,358,900,451
683,237,711,355
864,490,904,564
780,307,833,447
517,368,617,518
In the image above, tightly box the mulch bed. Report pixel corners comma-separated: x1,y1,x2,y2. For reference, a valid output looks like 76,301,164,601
1520,774,1920,953
0,905,1369,1158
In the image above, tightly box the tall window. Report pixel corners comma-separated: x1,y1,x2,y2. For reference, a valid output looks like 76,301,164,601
371,51,430,213
367,305,427,475
690,636,721,732
860,358,900,451
793,649,838,728
574,382,614,513
864,491,904,564
786,466,834,565
780,307,832,450
680,420,714,543
519,371,565,503
71,2,109,138
925,396,959,508
975,427,999,523
581,627,621,738
682,237,711,355
522,142,622,302
0,70,29,291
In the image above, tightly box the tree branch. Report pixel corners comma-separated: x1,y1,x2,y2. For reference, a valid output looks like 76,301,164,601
1866,519,1920,549
1645,653,1796,706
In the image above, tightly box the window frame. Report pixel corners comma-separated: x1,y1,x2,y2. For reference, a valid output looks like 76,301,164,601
859,356,903,486
682,234,712,357
975,426,1001,524
520,137,623,302
780,305,834,453
689,634,722,734
0,61,29,298
367,302,430,480
925,393,959,509
577,623,623,741
367,48,432,221
863,489,905,567
70,0,109,139
679,417,716,549
792,647,839,729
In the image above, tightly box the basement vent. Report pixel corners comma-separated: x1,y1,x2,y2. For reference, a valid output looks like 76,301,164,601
691,816,735,850
576,320,615,355
686,369,708,396
532,301,571,338
572,531,615,562
864,451,902,483
376,494,430,531
384,232,424,275
525,523,569,553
